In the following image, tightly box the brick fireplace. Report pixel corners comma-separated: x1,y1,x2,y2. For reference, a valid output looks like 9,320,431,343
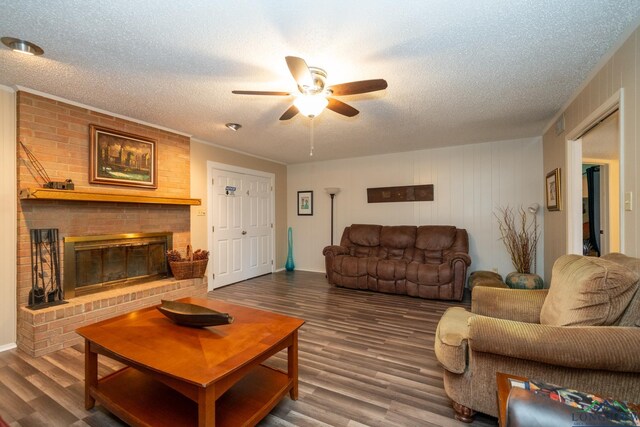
16,92,206,356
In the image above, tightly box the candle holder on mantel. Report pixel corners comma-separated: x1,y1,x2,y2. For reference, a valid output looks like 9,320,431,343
325,187,341,245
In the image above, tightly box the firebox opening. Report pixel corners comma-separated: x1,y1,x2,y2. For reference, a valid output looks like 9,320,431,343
64,232,173,298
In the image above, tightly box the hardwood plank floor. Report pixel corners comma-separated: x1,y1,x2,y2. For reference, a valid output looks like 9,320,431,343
0,271,497,426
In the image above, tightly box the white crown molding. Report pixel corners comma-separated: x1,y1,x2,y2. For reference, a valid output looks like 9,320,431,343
0,84,15,94
14,86,192,138
191,137,286,165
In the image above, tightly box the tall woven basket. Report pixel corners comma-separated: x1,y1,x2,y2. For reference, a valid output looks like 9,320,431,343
169,245,209,280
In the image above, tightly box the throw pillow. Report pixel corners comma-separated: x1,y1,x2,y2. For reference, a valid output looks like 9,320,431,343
601,253,640,327
540,254,639,326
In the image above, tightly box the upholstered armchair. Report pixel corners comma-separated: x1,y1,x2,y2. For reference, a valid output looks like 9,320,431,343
434,253,640,422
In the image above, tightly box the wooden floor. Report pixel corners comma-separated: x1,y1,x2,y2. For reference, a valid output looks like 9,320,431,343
0,271,497,426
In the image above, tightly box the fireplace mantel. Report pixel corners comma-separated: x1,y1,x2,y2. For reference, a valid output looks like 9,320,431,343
19,188,201,206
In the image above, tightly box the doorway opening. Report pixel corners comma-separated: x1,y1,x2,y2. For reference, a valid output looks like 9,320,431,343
566,91,622,256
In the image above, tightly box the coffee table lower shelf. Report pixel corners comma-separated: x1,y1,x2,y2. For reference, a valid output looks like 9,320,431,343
91,364,291,427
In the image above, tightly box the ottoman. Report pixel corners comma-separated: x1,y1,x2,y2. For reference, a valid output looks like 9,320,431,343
467,271,508,290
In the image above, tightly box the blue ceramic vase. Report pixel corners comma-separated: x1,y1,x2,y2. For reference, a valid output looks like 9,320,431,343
505,272,544,289
285,227,295,271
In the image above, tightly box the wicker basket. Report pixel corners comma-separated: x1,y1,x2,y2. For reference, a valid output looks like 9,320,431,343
169,245,209,280
169,261,192,280
190,259,208,278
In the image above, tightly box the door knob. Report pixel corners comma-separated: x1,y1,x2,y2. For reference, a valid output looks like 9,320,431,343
242,230,247,235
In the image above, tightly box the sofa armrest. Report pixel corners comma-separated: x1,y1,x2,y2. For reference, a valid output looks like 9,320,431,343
322,245,350,257
472,287,547,323
468,316,640,372
443,251,471,266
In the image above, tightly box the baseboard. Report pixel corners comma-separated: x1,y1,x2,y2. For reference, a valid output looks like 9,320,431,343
291,268,325,273
274,268,325,273
0,343,17,353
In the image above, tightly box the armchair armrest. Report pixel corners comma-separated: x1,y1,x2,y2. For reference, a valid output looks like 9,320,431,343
435,307,473,374
468,316,640,372
443,251,471,266
322,245,350,257
472,287,547,323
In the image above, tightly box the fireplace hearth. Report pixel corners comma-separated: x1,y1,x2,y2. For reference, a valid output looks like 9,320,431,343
63,232,172,298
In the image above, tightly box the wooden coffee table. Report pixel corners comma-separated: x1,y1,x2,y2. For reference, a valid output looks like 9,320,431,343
76,297,304,427
496,372,529,427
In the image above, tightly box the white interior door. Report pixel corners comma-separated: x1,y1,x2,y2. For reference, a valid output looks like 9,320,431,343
212,170,246,287
244,175,273,279
210,167,273,289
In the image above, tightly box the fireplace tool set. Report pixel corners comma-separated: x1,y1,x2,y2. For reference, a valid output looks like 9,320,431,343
28,228,66,309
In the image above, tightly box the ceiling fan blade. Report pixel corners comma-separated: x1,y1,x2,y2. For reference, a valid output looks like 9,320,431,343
285,56,313,88
279,105,299,120
326,98,359,117
232,90,291,96
328,79,388,96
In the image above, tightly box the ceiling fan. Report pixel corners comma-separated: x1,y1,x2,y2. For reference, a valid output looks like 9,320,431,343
232,56,388,120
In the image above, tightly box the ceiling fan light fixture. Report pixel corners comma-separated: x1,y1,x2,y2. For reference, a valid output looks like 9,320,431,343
225,123,241,131
294,95,328,118
1,37,44,56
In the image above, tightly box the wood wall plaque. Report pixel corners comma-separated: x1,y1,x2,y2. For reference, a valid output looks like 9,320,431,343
367,185,434,203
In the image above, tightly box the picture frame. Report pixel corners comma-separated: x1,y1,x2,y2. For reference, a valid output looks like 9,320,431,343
546,168,561,211
89,125,158,189
297,191,313,216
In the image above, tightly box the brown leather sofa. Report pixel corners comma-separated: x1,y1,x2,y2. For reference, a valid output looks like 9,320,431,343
322,224,471,300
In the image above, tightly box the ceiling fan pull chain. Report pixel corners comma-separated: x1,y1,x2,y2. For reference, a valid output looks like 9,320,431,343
309,118,314,156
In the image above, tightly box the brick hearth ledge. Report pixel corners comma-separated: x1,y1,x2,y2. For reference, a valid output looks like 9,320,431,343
18,277,207,357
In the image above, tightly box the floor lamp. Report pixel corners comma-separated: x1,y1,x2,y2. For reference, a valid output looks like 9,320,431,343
325,187,341,245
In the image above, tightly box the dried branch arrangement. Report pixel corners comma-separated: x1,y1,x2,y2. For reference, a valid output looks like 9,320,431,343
495,206,540,274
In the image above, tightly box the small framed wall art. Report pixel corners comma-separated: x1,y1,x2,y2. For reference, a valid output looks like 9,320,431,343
297,191,313,216
89,125,158,189
546,168,561,211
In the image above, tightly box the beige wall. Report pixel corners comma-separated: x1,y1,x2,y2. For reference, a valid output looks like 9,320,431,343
543,27,640,281
288,137,544,277
0,86,17,349
189,141,287,272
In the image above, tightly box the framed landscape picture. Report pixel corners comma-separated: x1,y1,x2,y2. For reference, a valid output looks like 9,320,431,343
89,125,158,189
297,191,313,215
546,168,561,211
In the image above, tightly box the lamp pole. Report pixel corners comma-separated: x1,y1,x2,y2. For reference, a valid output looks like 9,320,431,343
527,203,540,274
325,188,341,245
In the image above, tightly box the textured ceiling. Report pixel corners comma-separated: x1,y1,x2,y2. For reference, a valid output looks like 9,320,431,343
1,1,639,164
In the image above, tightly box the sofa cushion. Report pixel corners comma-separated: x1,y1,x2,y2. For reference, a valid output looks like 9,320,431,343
406,261,453,285
415,226,457,250
380,226,416,260
540,255,639,327
380,226,416,249
348,224,381,246
333,255,370,277
373,259,408,280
